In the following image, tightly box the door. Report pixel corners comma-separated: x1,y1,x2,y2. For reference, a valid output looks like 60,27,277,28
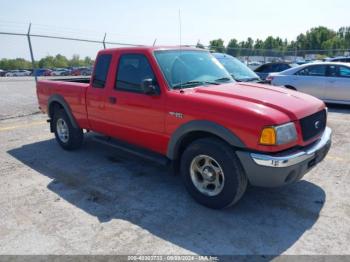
86,53,112,131
294,64,327,99
103,53,167,153
324,65,350,102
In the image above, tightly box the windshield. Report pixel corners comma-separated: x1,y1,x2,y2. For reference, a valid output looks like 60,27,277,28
216,55,260,81
154,50,234,89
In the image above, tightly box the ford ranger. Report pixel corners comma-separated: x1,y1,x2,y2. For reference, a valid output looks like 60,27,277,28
36,47,332,209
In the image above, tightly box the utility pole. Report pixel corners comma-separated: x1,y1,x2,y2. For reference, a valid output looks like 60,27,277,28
27,23,37,82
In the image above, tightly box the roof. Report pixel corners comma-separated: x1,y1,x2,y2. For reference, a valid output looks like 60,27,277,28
303,61,350,66
98,46,203,54
276,61,350,76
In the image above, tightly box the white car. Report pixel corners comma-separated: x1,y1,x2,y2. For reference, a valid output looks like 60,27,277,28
51,68,69,76
5,70,31,77
269,62,350,105
247,61,262,70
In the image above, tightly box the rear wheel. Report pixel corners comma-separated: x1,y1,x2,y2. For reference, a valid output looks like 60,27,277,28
53,109,83,150
180,138,247,209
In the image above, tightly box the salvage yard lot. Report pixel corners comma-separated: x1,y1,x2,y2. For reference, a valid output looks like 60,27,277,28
0,78,350,255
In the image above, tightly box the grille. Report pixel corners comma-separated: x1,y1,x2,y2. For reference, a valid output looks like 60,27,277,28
300,109,327,141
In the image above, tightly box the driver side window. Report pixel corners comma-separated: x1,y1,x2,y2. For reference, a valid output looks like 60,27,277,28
115,54,158,93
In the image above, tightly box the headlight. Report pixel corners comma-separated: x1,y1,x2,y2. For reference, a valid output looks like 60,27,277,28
260,122,297,145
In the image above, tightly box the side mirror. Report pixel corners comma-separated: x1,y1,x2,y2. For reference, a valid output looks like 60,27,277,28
141,79,158,95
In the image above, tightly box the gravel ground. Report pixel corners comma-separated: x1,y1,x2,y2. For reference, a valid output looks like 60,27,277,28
0,79,350,256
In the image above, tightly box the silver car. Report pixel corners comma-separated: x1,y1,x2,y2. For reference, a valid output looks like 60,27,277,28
269,62,350,105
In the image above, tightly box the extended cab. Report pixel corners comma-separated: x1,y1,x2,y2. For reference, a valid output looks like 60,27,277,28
37,47,332,209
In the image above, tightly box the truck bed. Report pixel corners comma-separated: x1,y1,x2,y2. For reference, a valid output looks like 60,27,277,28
50,77,91,84
37,78,90,128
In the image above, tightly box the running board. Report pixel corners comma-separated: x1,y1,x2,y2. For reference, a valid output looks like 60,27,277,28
92,135,170,166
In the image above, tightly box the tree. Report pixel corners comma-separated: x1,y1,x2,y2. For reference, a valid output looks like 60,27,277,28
54,54,69,68
83,56,94,66
226,38,240,56
209,39,225,53
0,58,32,70
322,37,347,56
0,54,95,70
196,42,205,49
338,27,350,47
302,26,336,50
253,39,264,55
69,54,83,67
245,37,254,49
38,56,55,68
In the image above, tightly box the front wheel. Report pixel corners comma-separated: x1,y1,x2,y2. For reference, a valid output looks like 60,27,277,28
180,138,248,209
53,109,84,150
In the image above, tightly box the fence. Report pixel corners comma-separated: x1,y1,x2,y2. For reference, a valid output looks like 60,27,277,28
1,23,350,81
0,23,145,81
201,45,350,64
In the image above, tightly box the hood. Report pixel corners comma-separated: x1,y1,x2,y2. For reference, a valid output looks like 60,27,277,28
192,82,325,120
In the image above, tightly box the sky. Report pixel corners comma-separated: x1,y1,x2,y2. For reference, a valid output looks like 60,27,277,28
0,0,349,59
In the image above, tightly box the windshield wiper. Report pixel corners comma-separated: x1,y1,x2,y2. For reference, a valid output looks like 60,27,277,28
215,77,232,83
239,77,261,82
172,81,219,89
232,76,260,82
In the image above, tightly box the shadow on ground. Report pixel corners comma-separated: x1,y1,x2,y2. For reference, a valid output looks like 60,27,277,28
8,137,326,255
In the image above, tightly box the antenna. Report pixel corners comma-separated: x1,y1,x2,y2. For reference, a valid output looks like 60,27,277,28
178,9,182,48
178,9,184,91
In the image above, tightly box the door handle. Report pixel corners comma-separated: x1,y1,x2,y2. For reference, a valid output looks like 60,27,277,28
108,96,117,104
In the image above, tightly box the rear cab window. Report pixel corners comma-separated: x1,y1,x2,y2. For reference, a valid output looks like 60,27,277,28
92,54,112,88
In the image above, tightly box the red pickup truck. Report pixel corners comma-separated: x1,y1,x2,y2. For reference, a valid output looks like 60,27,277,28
37,46,332,209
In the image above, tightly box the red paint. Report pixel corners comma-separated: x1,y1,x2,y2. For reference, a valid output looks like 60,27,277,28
37,46,326,155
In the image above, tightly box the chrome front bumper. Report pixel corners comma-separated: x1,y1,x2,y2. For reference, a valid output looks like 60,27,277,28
251,127,332,168
236,127,332,187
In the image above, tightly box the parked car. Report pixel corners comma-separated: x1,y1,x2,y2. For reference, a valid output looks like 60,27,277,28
71,67,92,76
269,62,350,105
213,53,261,82
5,70,31,77
37,46,331,209
0,69,6,77
51,68,70,76
80,67,92,76
247,61,262,70
43,69,53,76
324,56,350,63
254,62,294,81
33,68,52,77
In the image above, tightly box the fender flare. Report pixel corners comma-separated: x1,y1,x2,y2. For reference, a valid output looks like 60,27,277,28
48,94,79,128
166,120,245,159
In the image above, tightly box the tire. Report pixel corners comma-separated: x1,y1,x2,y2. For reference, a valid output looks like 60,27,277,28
180,138,247,209
53,109,84,150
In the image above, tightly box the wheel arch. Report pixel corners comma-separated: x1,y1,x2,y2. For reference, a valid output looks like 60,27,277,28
167,120,245,162
48,94,79,129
